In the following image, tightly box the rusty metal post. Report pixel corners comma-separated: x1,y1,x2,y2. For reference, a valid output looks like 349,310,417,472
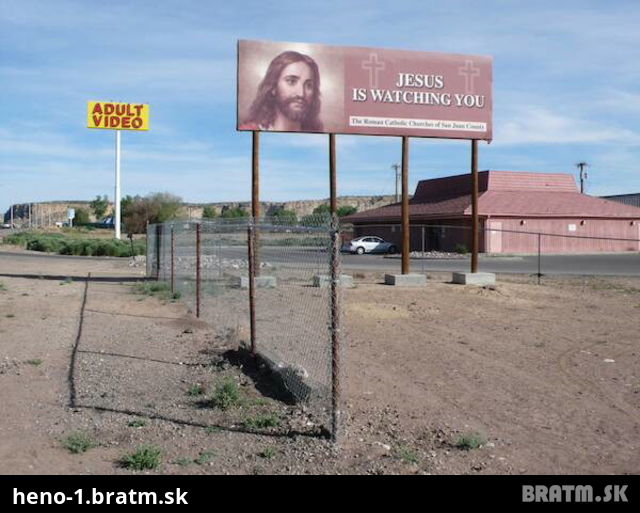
196,222,201,318
330,215,341,443
145,221,149,277
248,223,257,356
252,131,260,276
329,134,337,215
421,225,426,274
328,133,341,443
170,227,175,295
401,136,410,274
537,232,542,285
471,139,479,273
155,224,162,280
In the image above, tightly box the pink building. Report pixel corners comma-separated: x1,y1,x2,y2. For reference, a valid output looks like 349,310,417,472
345,171,640,254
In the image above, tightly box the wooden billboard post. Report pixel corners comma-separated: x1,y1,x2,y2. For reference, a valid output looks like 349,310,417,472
401,136,410,275
328,133,342,443
471,139,479,273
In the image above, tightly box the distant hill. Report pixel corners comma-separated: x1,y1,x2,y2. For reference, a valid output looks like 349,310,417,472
4,195,401,226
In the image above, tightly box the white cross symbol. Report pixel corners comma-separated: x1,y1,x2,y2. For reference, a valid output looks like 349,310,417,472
362,53,386,89
458,60,480,94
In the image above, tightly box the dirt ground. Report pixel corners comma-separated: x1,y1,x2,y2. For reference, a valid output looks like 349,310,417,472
0,247,639,475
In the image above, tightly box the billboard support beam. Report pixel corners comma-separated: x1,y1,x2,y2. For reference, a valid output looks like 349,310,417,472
252,131,260,276
401,136,410,274
196,222,201,318
328,133,341,443
329,134,337,215
471,139,479,273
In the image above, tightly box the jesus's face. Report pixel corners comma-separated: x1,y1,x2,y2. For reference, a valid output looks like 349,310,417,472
274,61,315,122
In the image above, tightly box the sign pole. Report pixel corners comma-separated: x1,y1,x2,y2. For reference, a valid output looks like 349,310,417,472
328,133,341,443
249,131,259,356
252,131,260,275
471,139,479,273
115,130,122,240
401,136,410,274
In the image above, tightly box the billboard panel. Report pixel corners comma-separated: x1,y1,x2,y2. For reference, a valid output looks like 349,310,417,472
237,40,492,141
87,101,150,130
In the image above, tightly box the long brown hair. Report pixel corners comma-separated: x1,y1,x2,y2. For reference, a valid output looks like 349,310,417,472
246,51,323,131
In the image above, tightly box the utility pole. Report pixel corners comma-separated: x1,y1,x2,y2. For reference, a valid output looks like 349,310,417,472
391,163,401,202
576,162,589,194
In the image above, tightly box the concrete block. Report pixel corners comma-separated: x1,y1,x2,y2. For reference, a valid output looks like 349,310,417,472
236,275,277,289
384,273,427,286
312,274,355,288
451,272,496,286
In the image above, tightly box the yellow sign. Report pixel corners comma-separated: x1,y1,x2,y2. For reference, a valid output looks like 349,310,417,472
87,101,149,130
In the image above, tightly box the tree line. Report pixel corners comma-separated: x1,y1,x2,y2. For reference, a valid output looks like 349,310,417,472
74,193,358,233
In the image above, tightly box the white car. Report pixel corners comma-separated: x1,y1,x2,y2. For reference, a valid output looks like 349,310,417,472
343,236,397,255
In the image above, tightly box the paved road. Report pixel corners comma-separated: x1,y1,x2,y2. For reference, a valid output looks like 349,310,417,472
2,248,639,277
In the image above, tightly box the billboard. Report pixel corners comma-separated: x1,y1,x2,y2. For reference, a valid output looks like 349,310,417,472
87,101,150,130
237,40,492,141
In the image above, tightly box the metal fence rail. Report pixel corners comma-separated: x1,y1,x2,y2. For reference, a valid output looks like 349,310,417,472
342,222,640,281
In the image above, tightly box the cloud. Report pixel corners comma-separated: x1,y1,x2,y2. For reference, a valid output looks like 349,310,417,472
495,106,640,146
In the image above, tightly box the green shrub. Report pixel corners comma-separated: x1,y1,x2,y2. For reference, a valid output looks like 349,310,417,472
187,384,204,396
195,451,216,465
259,447,276,459
6,231,145,257
456,432,487,450
244,414,280,429
134,281,173,300
454,243,469,254
210,378,243,410
121,446,162,470
62,432,96,454
396,445,419,464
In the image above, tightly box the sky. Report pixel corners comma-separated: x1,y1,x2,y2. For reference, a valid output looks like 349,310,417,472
2,0,639,213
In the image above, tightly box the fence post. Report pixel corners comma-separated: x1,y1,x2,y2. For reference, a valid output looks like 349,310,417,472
330,216,342,444
421,225,426,274
145,221,149,277
171,227,175,295
248,222,257,356
537,232,542,285
196,222,201,318
155,224,162,280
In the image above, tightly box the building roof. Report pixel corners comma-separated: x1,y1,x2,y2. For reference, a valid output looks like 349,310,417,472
345,171,640,222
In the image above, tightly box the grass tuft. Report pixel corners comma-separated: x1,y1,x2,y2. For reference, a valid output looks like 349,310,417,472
62,432,96,454
127,419,147,428
244,414,281,429
259,447,276,459
187,384,204,397
26,358,43,366
456,432,487,451
195,451,216,465
121,446,162,470
210,378,243,410
396,444,419,464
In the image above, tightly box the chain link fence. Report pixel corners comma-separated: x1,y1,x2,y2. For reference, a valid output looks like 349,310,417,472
147,217,341,435
343,222,640,281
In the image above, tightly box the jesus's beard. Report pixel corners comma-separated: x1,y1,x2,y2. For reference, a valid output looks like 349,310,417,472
276,97,309,123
